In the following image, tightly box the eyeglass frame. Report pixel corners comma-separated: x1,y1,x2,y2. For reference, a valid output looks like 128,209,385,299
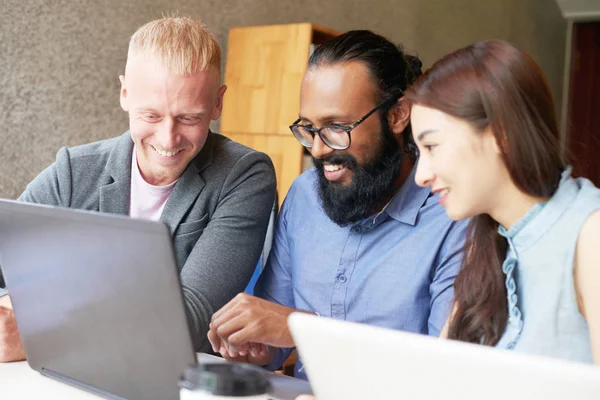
289,94,401,151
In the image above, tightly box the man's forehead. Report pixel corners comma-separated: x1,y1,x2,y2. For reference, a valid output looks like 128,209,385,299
125,55,220,82
303,62,375,91
300,62,378,120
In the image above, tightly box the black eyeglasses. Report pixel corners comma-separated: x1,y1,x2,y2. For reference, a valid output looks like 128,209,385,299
289,95,399,151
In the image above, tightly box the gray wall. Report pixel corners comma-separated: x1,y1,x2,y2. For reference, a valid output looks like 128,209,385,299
1,0,566,199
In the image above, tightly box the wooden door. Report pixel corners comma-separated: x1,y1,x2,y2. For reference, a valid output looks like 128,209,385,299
567,21,600,185
221,23,313,135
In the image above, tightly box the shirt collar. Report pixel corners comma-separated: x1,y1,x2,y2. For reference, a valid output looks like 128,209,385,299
498,167,575,252
380,163,431,226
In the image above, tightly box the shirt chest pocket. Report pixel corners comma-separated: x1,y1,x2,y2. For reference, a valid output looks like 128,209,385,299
172,214,209,270
175,214,209,236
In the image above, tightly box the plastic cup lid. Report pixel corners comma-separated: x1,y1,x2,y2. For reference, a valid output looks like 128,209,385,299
180,363,271,396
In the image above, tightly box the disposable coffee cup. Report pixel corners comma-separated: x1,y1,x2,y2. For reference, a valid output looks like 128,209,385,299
180,363,272,399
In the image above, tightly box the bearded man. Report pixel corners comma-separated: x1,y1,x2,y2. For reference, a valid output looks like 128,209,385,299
207,30,468,380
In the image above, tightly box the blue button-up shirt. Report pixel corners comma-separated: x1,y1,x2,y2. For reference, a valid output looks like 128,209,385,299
255,165,468,379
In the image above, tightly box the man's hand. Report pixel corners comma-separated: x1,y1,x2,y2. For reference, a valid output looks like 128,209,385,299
207,327,275,366
208,293,311,365
0,296,26,362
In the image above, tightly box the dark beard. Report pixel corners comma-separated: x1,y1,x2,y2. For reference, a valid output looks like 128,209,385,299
313,122,403,226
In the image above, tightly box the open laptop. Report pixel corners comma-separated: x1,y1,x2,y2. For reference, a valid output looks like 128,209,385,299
0,200,311,400
0,199,197,400
289,313,600,400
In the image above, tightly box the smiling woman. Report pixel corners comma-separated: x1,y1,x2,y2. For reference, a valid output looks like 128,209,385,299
405,40,600,365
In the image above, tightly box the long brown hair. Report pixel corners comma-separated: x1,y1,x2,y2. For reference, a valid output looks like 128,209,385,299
405,40,566,345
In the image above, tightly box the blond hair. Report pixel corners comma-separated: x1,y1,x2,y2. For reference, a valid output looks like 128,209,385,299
127,16,221,76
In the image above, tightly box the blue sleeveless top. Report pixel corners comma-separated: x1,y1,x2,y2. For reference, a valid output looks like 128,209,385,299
495,167,600,363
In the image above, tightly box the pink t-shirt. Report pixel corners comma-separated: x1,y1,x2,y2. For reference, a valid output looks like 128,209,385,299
129,148,177,221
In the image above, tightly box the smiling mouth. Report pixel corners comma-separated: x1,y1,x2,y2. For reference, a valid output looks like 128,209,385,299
323,164,344,172
434,188,450,204
151,145,182,158
322,163,351,182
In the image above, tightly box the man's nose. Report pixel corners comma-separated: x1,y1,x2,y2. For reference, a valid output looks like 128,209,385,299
155,119,178,149
309,134,334,160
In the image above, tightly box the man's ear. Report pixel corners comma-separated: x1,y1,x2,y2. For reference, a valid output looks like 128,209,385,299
388,98,410,137
211,85,227,120
119,75,128,112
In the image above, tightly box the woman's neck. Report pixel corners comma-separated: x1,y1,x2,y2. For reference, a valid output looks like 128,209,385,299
489,183,549,231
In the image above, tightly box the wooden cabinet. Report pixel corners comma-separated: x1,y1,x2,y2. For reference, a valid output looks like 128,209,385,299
221,23,340,205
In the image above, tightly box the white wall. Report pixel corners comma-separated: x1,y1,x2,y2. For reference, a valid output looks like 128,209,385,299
556,0,600,19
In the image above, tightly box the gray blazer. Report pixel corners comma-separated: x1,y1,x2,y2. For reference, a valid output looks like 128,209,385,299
14,131,276,351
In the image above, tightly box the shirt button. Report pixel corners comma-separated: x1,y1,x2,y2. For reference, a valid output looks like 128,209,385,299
351,226,362,234
338,275,347,283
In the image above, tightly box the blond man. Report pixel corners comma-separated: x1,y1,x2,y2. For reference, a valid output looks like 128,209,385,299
0,16,276,361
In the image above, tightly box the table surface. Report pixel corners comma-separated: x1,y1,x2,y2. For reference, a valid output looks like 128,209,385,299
0,353,312,399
